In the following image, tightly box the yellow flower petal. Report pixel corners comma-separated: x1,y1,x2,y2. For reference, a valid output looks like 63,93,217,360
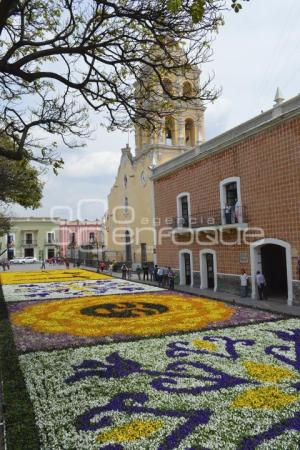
243,361,296,383
192,339,217,351
97,419,164,443
231,386,298,410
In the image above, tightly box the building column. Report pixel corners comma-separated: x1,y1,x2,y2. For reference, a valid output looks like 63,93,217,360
177,118,185,146
197,112,205,145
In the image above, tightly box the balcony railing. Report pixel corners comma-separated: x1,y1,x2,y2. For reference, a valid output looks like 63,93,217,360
45,238,59,246
22,240,37,246
173,206,247,229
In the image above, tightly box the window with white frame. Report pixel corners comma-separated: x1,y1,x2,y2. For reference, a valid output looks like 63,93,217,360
47,232,55,243
219,177,243,225
176,193,191,227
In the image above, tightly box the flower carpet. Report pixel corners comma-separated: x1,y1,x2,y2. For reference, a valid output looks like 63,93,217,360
0,268,111,285
19,319,300,450
1,268,299,449
2,279,163,302
8,291,278,352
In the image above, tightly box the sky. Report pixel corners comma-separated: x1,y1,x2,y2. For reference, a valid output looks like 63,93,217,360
11,0,300,221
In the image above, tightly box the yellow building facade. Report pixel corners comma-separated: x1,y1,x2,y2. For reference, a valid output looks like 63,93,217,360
105,60,205,266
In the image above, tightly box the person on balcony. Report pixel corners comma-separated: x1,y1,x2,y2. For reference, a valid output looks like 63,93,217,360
225,204,232,224
235,199,241,223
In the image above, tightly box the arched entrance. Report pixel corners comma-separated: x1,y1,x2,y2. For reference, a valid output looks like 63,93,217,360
250,238,292,305
179,250,193,286
200,249,217,292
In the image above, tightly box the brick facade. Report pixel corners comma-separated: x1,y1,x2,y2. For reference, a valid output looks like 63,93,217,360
153,100,300,305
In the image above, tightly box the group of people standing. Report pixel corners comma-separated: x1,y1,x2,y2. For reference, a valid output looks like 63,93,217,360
120,263,176,290
240,269,267,300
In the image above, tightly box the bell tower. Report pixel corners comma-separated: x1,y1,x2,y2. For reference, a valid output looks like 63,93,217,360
134,58,205,160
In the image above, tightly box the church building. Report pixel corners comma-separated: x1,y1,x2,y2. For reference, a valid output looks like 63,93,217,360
105,53,205,266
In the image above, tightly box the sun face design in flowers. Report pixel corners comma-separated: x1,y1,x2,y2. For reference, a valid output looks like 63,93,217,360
10,293,235,337
80,302,169,318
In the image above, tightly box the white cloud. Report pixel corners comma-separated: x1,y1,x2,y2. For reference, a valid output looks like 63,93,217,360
63,150,120,179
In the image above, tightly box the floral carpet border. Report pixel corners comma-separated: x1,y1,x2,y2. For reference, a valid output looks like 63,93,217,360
0,284,39,450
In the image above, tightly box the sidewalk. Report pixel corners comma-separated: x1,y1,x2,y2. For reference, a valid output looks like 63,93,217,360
83,266,300,318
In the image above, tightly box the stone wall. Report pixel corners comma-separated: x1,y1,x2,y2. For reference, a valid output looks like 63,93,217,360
293,281,300,305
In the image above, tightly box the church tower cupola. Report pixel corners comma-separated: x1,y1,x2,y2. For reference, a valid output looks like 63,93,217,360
134,49,205,158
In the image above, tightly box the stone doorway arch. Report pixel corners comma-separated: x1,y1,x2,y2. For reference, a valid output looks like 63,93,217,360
250,238,292,305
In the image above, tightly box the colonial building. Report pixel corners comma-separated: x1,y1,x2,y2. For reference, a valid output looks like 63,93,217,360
0,217,60,260
153,92,300,305
59,219,103,261
0,217,103,262
105,52,205,265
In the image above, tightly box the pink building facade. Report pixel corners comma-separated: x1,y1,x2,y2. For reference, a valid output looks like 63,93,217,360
59,220,103,259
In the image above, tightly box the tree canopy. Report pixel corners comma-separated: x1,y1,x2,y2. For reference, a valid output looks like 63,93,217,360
0,135,43,208
0,0,249,168
0,157,43,209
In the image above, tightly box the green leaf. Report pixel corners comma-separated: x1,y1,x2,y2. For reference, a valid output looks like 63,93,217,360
167,0,183,13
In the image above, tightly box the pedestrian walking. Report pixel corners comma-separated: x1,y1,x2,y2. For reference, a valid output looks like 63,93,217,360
41,259,46,270
162,267,169,288
136,265,141,281
127,266,132,280
121,264,128,279
154,265,159,282
109,263,113,275
1,260,5,271
167,267,175,290
149,266,154,281
100,261,106,272
142,263,149,281
157,267,164,287
240,269,248,297
256,270,266,300
65,259,70,269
